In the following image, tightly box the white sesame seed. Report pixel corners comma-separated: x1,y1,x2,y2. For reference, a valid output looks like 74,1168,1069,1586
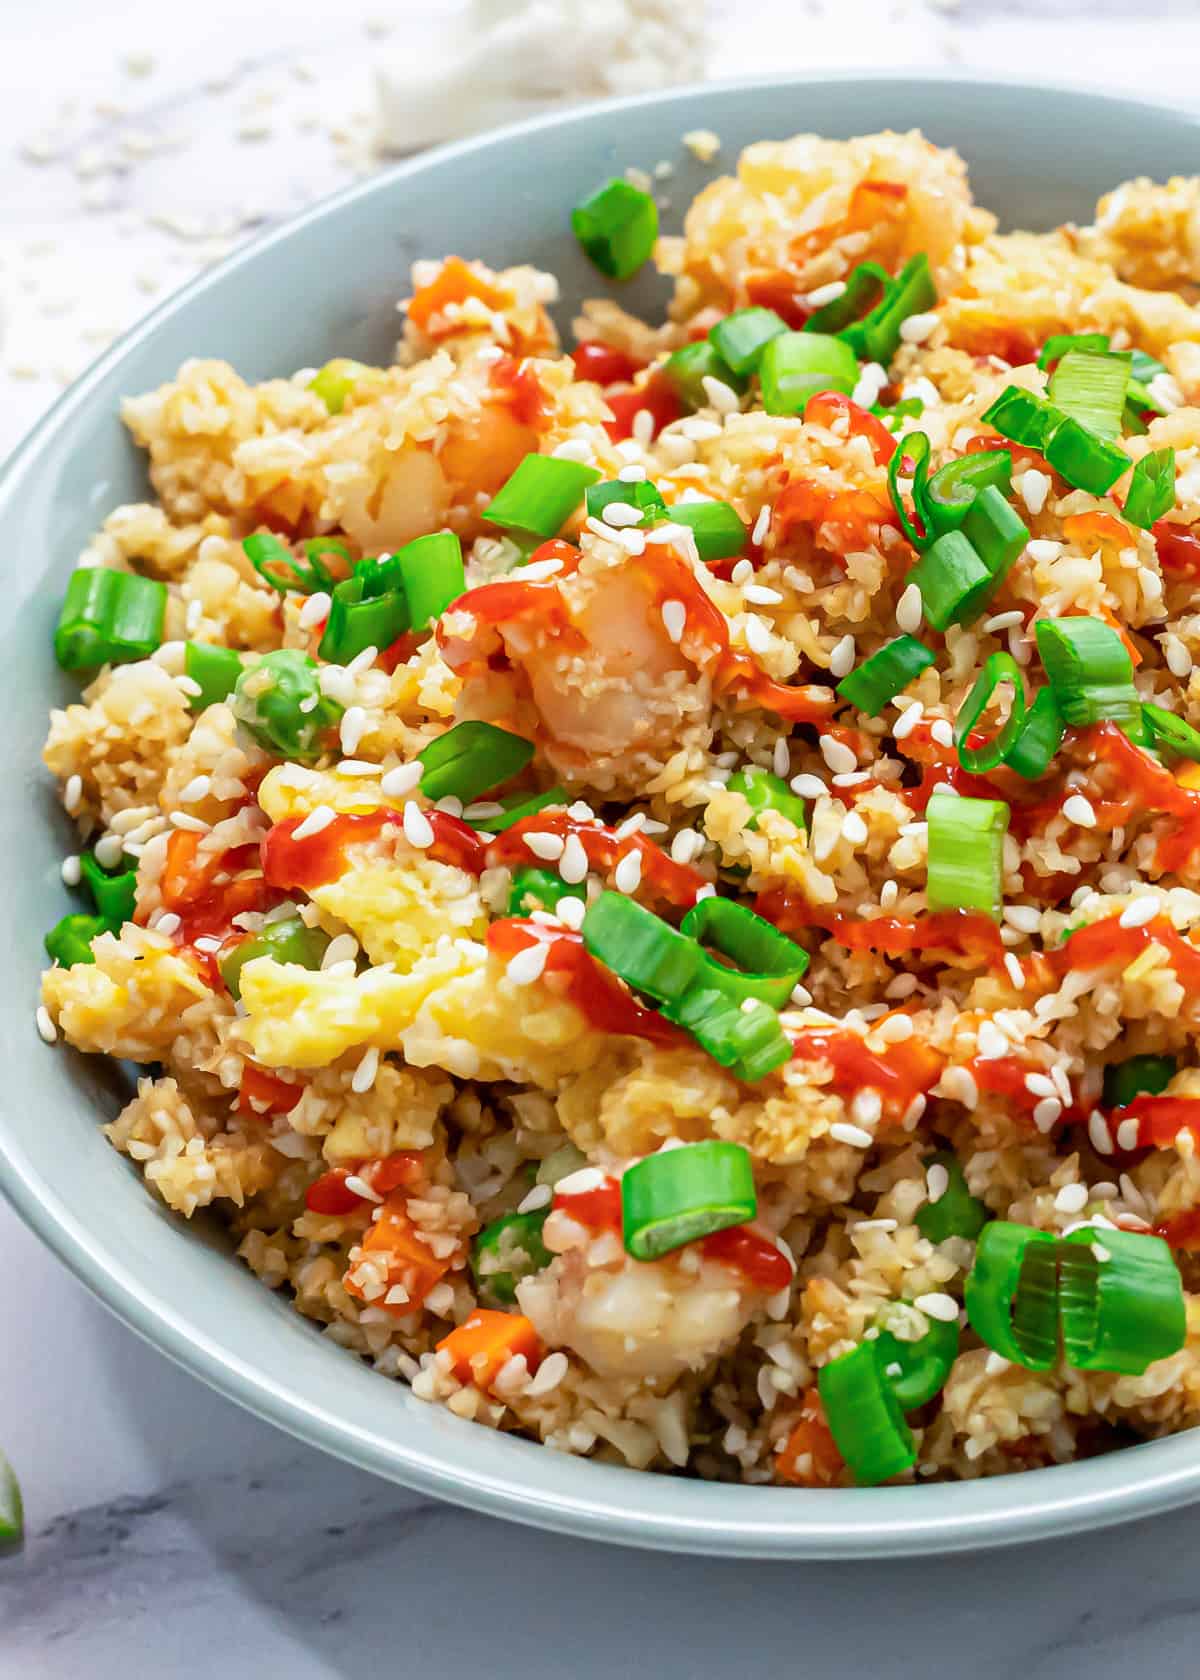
63,774,83,814
292,804,335,841
193,936,222,954
790,774,827,799
892,701,924,740
339,705,368,756
701,374,741,414
661,599,687,643
1164,636,1194,679
1062,793,1097,828
1026,538,1062,564
744,583,783,607
833,770,870,788
178,775,212,805
343,1173,383,1204
842,811,869,846
1116,1117,1141,1152
601,501,643,528
556,895,586,931
929,718,955,749
940,1066,979,1109
926,1162,950,1203
1004,953,1025,989
915,1292,960,1323
730,558,754,585
976,1020,1010,1060
752,505,771,546
1033,1097,1063,1132
1025,1073,1056,1098
632,408,655,446
851,1088,883,1127
558,833,590,884
36,1005,57,1043
618,463,648,482
1120,896,1160,929
1054,1182,1089,1215
60,854,82,886
513,557,564,583
670,827,703,864
1003,904,1041,934
526,1350,569,1396
1017,470,1051,517
299,591,331,629
851,361,888,409
744,613,771,655
829,634,856,678
805,280,846,308
1088,1110,1115,1154
885,972,920,1001
168,811,210,835
555,1166,606,1196
351,1047,380,1094
94,834,126,867
819,735,857,775
380,762,423,799
983,610,1024,633
879,879,899,910
402,802,435,849
507,941,549,985
524,831,565,862
154,911,181,936
830,1121,874,1149
896,583,923,634
614,850,643,894
321,933,359,969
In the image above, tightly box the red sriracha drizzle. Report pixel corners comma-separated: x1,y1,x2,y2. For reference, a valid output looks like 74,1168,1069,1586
803,391,898,467
757,888,1005,969
571,341,646,386
306,1151,426,1215
488,811,705,910
787,1027,943,1123
1153,519,1200,580
602,372,682,443
238,1063,303,1118
488,354,552,428
261,808,486,890
552,1174,791,1291
487,918,685,1047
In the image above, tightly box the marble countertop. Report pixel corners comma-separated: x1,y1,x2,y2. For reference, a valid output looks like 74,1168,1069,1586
5,2,1200,1673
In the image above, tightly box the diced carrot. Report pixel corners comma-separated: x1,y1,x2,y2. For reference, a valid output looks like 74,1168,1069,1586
437,1310,542,1389
1062,511,1134,549
161,829,223,911
776,1389,844,1487
343,1194,453,1314
406,256,507,332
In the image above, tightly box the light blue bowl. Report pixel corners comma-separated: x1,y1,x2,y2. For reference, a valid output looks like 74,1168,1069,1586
4,73,1200,1557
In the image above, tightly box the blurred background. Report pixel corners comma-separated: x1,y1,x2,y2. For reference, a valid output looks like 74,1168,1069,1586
4,0,1199,456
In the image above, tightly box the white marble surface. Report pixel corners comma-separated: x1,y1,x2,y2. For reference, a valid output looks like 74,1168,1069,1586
6,1,1200,1673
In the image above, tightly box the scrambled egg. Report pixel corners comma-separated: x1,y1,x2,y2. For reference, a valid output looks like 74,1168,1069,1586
311,855,487,970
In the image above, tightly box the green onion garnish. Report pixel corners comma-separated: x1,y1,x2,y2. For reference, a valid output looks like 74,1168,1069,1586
1043,417,1130,496
915,1152,989,1243
1003,686,1064,780
485,455,602,540
1047,349,1131,440
954,651,1027,774
0,1450,22,1545
1142,701,1200,763
79,850,137,929
961,483,1029,588
308,358,376,414
585,478,668,526
243,532,334,597
981,386,1059,452
231,648,343,762
906,530,995,632
887,429,931,550
476,786,567,832
1102,1053,1175,1109
873,1306,961,1411
923,449,1013,538
417,719,534,803
804,261,890,338
818,1342,916,1485
1034,617,1140,728
318,577,410,665
670,984,793,1082
394,531,466,631
471,1208,551,1305
54,568,167,671
726,765,807,831
853,252,937,365
759,331,858,417
581,891,705,1005
620,1140,756,1261
218,914,330,1002
668,499,747,562
184,642,243,710
1059,1227,1186,1376
44,911,107,968
571,178,658,280
680,895,809,1008
966,1221,1060,1370
1124,447,1176,530
836,635,935,715
1037,332,1111,370
708,307,788,377
926,790,1009,920
507,865,586,918
662,341,744,411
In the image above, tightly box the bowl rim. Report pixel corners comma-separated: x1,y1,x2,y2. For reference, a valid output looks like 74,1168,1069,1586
7,70,1200,1558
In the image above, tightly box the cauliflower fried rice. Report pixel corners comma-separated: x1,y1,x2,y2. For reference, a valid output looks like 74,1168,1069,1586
36,127,1200,1488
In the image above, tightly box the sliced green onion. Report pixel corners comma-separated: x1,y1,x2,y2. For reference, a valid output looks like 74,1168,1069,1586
981,386,1058,452
1037,332,1110,371
395,531,466,630
923,449,1013,538
915,1151,989,1244
0,1450,22,1545
308,358,377,414
1103,1053,1175,1110
620,1140,756,1261
1130,348,1168,386
1047,349,1130,440
1059,1227,1185,1376
725,765,807,831
1004,686,1064,780
708,307,788,376
760,331,859,417
485,455,601,539
1035,617,1140,728
668,499,747,562
571,178,658,280
231,648,343,762
1123,399,1151,435
926,790,1009,920
585,478,668,526
856,253,937,366
662,341,744,411
581,891,703,1004
668,984,792,1082
954,652,1027,775
837,635,935,715
905,530,994,632
318,577,409,664
961,484,1029,586
471,1208,552,1305
805,263,890,337
887,429,931,550
1043,417,1130,496
79,851,137,928
507,865,586,918
1124,447,1176,530
219,914,330,1001
964,1220,1059,1370
818,1342,916,1486
476,786,567,833
872,395,926,427
417,720,534,802
44,911,107,968
679,896,809,1009
54,568,167,670
1143,701,1200,763
873,1305,961,1411
184,642,243,710
243,532,333,596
